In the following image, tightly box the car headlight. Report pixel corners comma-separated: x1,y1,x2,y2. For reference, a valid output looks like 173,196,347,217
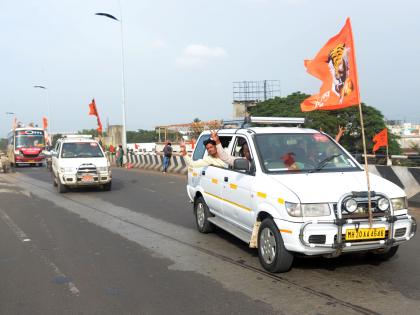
344,198,358,213
59,167,76,173
97,166,109,172
391,197,407,210
285,202,302,217
377,198,390,211
301,203,331,217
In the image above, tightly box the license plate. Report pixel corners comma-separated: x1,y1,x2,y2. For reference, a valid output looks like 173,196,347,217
81,175,94,182
28,160,35,163
345,228,386,241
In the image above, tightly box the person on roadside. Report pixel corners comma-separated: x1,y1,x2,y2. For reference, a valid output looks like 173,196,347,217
116,144,124,167
162,142,173,173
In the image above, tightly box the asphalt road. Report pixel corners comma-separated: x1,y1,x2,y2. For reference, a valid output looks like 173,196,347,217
1,166,419,315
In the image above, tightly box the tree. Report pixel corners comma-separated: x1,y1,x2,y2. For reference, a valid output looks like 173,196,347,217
77,129,106,138
126,129,159,143
249,92,401,155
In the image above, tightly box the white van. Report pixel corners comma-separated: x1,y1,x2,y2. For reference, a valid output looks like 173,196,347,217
51,135,112,193
186,118,417,272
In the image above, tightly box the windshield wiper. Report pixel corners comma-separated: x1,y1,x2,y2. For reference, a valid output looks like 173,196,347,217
309,154,343,173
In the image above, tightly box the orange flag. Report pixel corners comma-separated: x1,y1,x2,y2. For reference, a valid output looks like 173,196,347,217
301,18,360,112
88,99,103,135
373,128,388,152
42,116,48,130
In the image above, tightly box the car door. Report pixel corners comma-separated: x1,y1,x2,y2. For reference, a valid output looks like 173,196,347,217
198,135,233,216
221,136,256,231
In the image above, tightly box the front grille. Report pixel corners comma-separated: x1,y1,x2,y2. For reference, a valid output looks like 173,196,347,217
23,154,39,158
77,164,97,174
333,192,390,218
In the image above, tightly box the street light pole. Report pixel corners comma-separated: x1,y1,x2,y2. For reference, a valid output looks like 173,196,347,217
33,85,51,137
95,3,127,153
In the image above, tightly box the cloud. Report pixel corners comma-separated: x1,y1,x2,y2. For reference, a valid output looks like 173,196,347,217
176,44,227,67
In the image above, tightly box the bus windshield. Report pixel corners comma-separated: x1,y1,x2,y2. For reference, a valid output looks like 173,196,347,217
15,130,45,148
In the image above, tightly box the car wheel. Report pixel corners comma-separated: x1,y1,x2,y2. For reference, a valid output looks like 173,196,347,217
368,245,399,261
102,181,112,191
52,173,58,187
57,177,67,193
194,196,214,233
258,218,294,273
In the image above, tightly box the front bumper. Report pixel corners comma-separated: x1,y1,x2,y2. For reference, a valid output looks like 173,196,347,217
276,215,416,256
59,172,112,186
16,156,45,163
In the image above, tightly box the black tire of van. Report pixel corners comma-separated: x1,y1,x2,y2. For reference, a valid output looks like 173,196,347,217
258,218,294,273
57,177,67,193
194,196,214,233
52,172,58,187
368,245,399,261
102,181,112,191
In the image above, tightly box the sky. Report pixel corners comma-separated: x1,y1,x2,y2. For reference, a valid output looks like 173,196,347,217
1,0,419,136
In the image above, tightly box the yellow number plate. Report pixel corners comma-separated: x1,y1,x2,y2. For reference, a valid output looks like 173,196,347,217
82,175,94,182
345,228,386,241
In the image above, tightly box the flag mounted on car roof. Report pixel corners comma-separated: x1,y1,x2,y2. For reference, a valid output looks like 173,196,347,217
301,18,360,112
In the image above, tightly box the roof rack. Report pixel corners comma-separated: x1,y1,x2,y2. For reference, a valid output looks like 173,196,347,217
221,116,305,129
62,135,93,139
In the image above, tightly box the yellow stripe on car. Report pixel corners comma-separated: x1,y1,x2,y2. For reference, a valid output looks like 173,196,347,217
204,192,251,212
211,178,218,184
278,198,285,204
230,183,238,190
257,192,267,199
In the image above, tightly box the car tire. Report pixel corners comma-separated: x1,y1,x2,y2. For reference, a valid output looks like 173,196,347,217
194,196,214,233
368,245,399,261
102,181,112,191
258,218,294,273
52,173,58,187
57,177,67,193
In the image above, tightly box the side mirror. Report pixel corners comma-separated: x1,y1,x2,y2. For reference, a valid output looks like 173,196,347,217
233,158,250,172
51,150,57,157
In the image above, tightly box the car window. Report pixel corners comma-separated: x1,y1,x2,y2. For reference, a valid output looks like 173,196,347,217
192,135,210,161
61,142,104,158
232,136,252,160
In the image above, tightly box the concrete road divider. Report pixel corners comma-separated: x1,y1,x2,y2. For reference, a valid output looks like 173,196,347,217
107,153,420,200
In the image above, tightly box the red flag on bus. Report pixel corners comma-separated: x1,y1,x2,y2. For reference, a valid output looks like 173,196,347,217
301,18,360,112
373,128,388,152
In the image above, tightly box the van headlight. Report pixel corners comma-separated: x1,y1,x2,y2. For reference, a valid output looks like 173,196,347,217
391,197,407,210
59,167,76,173
377,198,390,211
301,203,331,217
97,166,109,172
285,202,330,217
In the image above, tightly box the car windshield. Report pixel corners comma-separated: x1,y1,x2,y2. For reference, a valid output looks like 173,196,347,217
254,133,359,173
61,142,104,158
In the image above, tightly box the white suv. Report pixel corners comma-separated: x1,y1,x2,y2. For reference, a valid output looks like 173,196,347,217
51,135,112,193
186,118,417,273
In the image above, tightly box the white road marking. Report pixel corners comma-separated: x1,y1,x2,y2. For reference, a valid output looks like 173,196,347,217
0,206,80,296
143,187,156,193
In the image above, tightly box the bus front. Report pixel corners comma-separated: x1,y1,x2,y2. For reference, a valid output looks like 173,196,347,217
13,129,46,166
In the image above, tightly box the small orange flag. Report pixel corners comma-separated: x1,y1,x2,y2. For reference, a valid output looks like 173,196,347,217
301,18,360,112
88,99,103,135
373,128,388,152
89,99,99,116
42,116,48,130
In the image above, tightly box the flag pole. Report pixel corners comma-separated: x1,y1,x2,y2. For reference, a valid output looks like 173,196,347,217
348,18,373,225
358,104,373,225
